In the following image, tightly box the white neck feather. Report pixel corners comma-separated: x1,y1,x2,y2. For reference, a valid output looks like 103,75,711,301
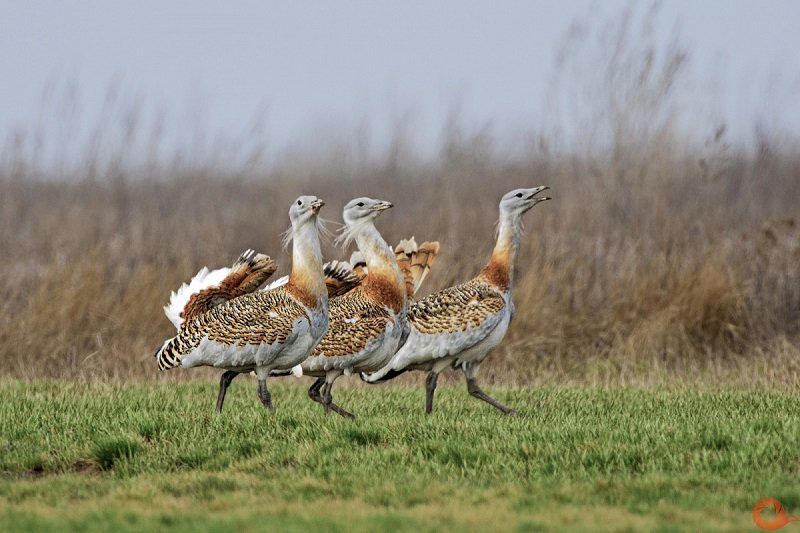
483,211,524,290
290,219,327,300
355,222,405,289
496,211,523,253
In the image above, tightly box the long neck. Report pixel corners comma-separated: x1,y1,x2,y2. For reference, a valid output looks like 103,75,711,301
355,222,406,312
480,212,521,292
287,220,327,308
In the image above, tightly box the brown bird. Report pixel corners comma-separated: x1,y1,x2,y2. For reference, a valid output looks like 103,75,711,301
154,196,329,413
300,198,409,418
363,187,550,415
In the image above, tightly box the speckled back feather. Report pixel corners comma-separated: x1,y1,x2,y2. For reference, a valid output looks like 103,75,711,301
311,286,393,357
156,285,309,370
408,277,506,335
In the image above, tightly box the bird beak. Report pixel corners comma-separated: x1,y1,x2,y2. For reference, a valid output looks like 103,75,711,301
311,199,325,213
526,186,549,200
372,201,393,212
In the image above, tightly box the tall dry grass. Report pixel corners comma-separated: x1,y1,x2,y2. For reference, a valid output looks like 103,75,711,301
1,5,798,386
2,144,798,386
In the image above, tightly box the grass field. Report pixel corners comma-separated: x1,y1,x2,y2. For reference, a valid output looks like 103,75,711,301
1,380,798,531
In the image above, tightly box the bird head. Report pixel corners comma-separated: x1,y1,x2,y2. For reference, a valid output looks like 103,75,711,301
342,197,393,225
289,195,325,227
499,186,550,217
336,197,393,247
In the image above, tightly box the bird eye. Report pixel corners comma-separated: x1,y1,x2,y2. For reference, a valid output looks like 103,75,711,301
297,200,302,206
357,202,364,207
515,193,523,198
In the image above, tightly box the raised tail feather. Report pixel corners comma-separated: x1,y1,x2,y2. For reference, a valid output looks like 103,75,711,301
324,260,364,297
349,251,367,277
394,237,440,297
410,241,440,294
163,249,277,329
394,239,414,297
230,249,279,294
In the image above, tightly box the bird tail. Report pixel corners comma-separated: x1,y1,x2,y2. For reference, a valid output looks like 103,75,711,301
229,249,278,295
394,237,440,297
164,249,277,328
349,250,367,277
155,337,184,371
323,260,364,297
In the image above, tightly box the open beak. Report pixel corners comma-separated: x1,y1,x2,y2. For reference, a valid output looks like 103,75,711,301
311,199,325,214
526,186,550,200
372,200,393,212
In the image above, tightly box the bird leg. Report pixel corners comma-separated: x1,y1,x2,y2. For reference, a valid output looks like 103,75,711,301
308,377,325,405
215,370,240,413
466,377,516,415
257,379,273,410
425,371,439,414
321,380,355,419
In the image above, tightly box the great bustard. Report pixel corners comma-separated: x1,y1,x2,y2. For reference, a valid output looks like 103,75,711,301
159,250,370,412
363,187,550,415
300,197,410,418
155,196,329,412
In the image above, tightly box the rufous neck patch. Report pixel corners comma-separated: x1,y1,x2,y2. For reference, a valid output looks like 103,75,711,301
286,275,320,308
481,253,511,291
362,274,405,313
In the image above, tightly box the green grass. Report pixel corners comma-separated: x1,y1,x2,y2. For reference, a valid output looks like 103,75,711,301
0,380,798,531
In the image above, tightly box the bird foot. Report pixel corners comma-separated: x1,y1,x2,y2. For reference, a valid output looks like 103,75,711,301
328,403,356,419
257,380,273,410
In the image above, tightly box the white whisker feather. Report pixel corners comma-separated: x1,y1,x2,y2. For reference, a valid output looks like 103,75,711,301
335,216,374,248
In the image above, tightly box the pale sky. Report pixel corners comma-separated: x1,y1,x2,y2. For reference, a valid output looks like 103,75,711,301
1,1,799,165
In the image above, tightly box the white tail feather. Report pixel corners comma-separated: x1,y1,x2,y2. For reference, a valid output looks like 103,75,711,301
349,251,367,273
263,274,290,291
395,236,418,255
163,266,232,330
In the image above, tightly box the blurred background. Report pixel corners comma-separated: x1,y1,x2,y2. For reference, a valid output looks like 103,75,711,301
1,1,798,386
